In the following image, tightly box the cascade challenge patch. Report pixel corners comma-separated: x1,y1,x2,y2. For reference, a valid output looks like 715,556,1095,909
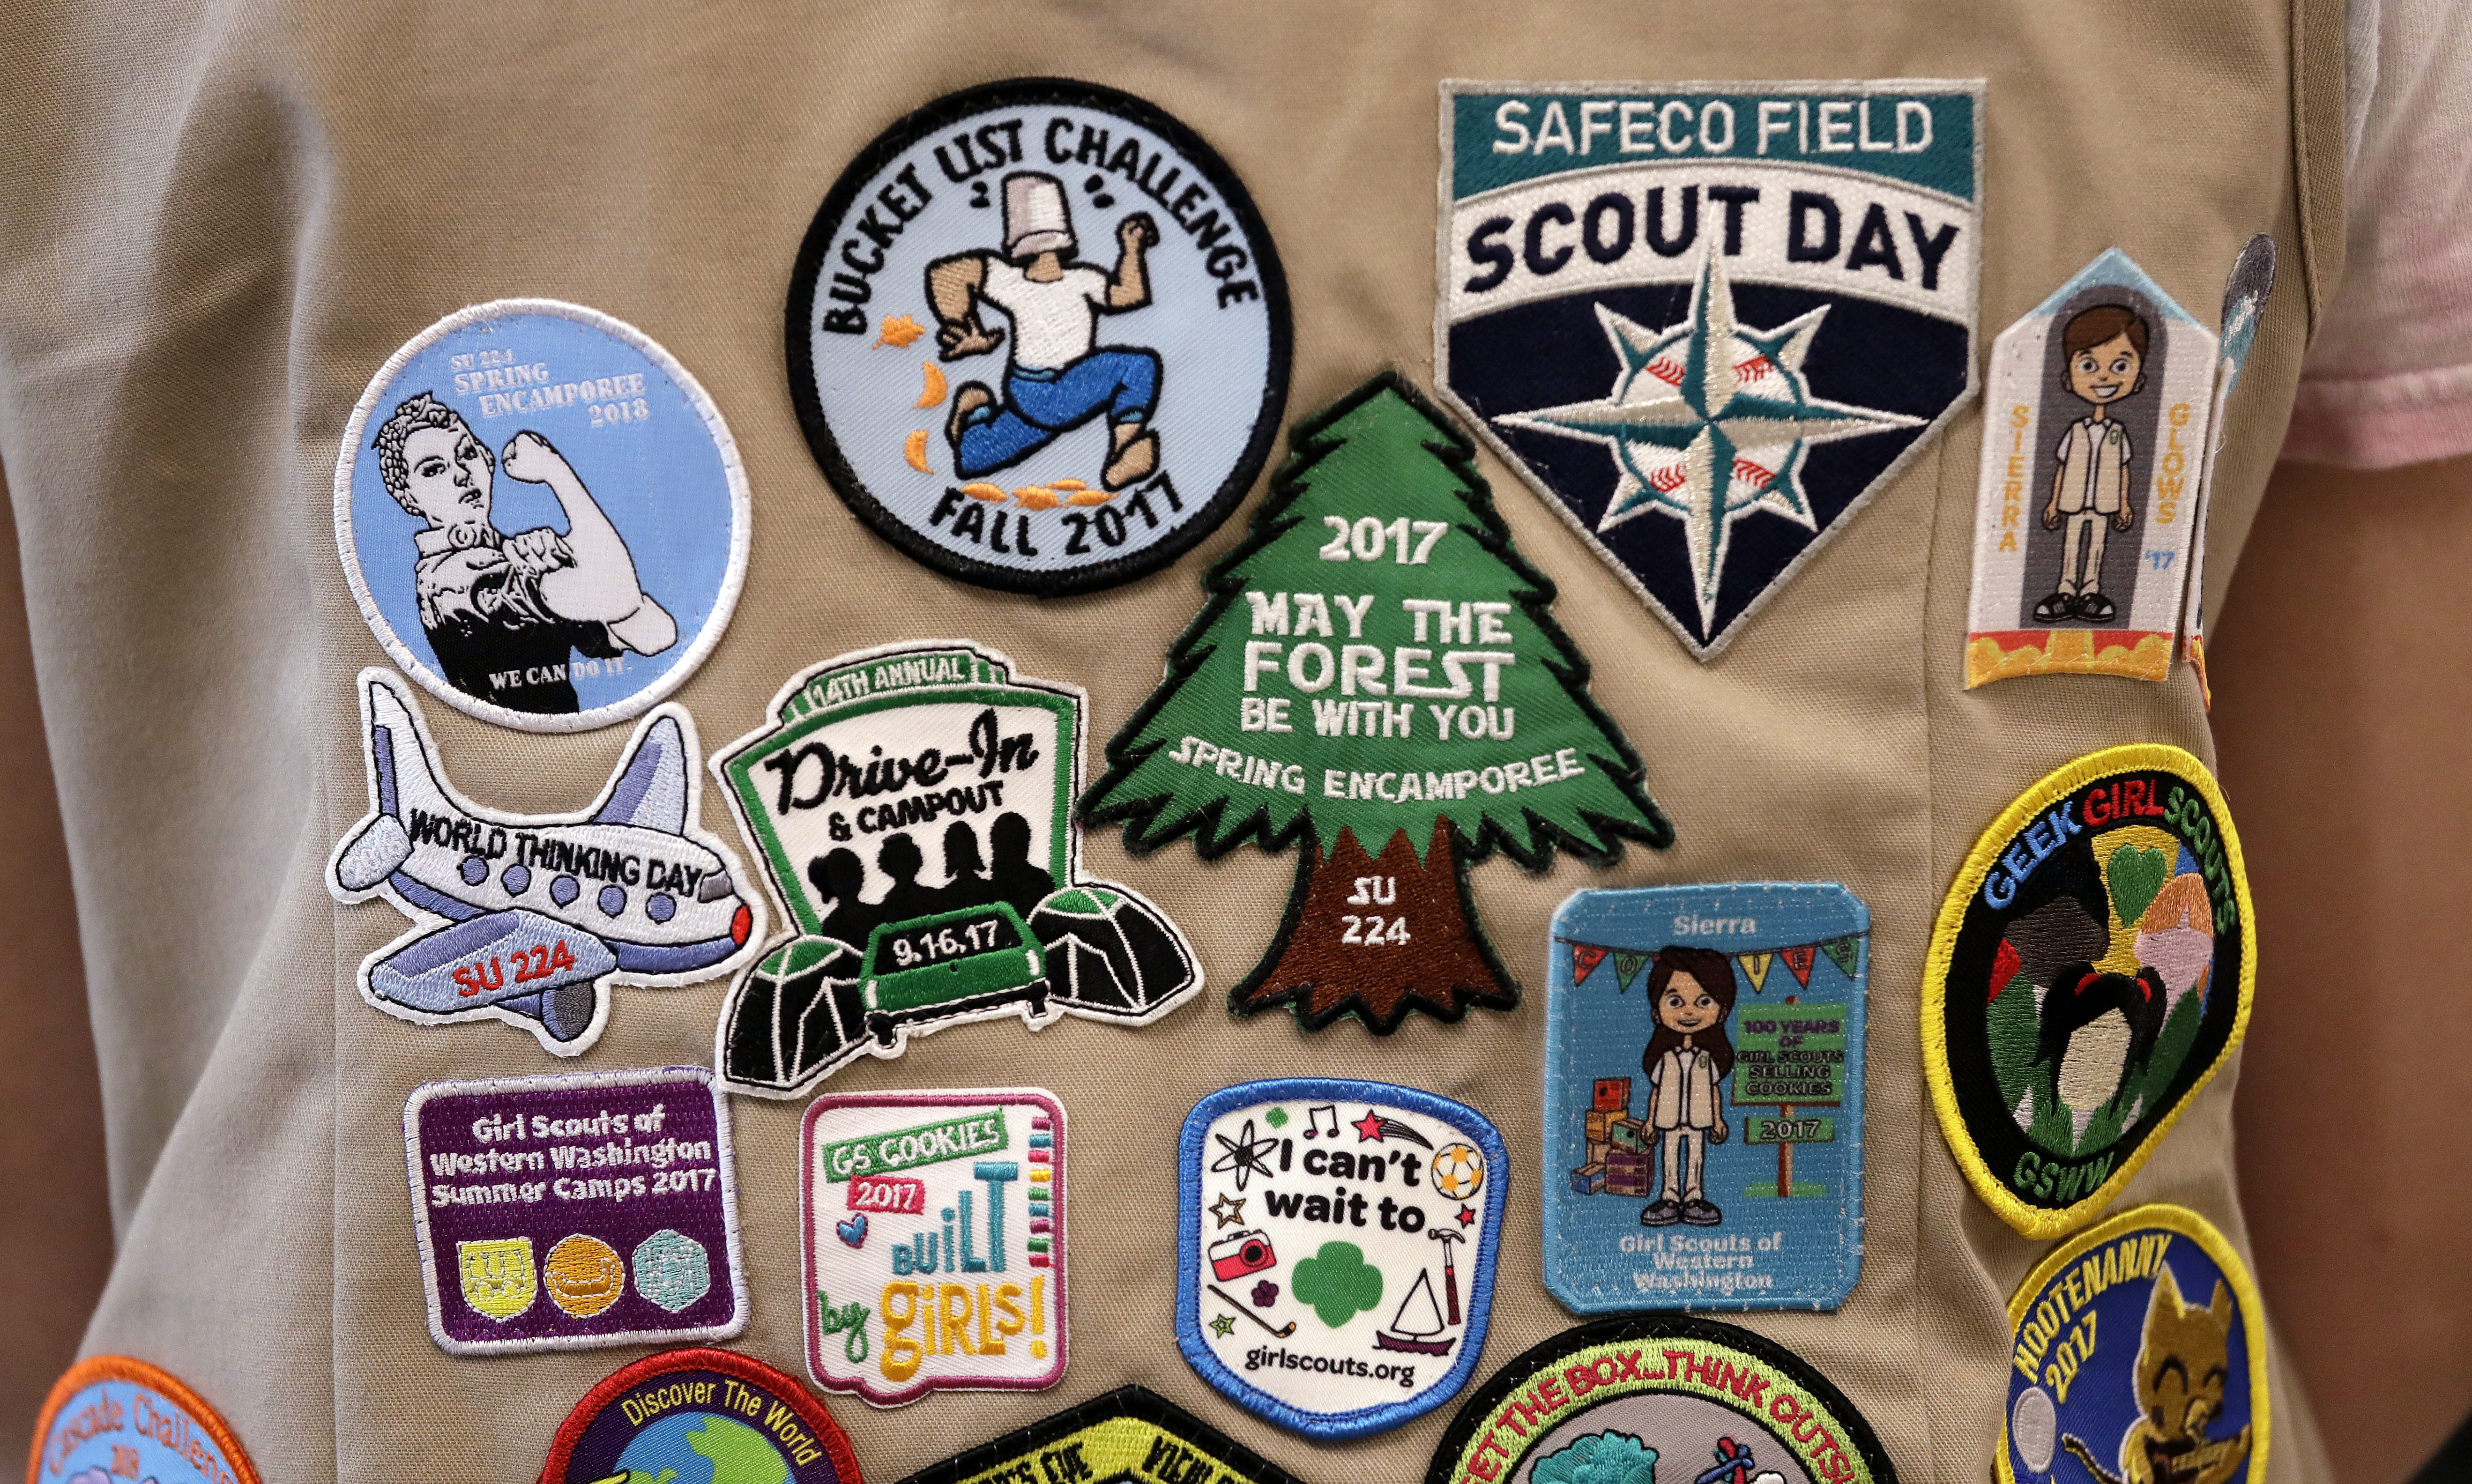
1439,82,1981,659
1924,746,2254,1237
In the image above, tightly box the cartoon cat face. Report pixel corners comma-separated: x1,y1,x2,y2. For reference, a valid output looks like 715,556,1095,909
2137,1264,2235,1440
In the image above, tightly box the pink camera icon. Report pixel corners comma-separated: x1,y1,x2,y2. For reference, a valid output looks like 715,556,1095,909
1208,1229,1277,1282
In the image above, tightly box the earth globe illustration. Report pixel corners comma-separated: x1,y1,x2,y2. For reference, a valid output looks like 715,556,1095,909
613,1410,793,1484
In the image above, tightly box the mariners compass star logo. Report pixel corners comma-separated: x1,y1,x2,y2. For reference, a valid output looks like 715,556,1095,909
1501,249,1922,635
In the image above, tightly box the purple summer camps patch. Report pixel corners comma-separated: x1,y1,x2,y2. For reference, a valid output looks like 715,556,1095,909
402,1065,747,1355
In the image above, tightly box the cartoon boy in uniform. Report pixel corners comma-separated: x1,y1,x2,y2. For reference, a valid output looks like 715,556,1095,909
2036,304,2150,624
372,392,675,714
926,172,1164,491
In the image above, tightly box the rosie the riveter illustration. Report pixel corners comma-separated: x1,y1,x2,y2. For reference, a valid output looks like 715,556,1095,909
2036,304,2152,625
372,392,676,715
927,172,1165,492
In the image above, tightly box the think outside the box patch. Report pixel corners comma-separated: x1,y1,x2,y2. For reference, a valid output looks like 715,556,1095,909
707,642,1200,1098
1176,1077,1509,1440
403,1066,747,1355
800,1089,1066,1405
1437,81,1982,660
1080,375,1671,1037
1424,1314,1898,1484
1545,884,1869,1314
1999,1205,2269,1484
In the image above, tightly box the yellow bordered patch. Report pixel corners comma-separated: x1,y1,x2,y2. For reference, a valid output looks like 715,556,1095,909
29,1355,261,1484
1924,745,2254,1238
1999,1205,2269,1484
1425,1314,1895,1484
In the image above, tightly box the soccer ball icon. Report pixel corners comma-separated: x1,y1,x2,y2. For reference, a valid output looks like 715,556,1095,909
1430,1143,1485,1200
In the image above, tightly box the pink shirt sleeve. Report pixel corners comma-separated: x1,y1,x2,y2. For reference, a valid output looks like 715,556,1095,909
2282,0,2472,468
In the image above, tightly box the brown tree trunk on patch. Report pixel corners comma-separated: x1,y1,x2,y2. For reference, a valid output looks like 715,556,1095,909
1230,819,1516,1033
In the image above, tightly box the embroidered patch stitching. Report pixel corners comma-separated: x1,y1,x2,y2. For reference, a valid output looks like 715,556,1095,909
1965,252,2222,686
786,77,1291,596
402,1065,748,1355
1423,1313,1898,1484
1080,374,1671,1035
334,298,752,733
1999,1204,2271,1484
798,1088,1067,1405
1923,744,2256,1238
1177,1077,1509,1440
709,641,1200,1096
2182,235,2279,710
31,1355,263,1484
1437,79,1984,660
328,669,764,1055
537,1347,863,1484
886,1384,1307,1484
1544,883,1870,1313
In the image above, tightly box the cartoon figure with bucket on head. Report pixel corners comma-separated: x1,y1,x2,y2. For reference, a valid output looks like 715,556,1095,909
926,171,1164,491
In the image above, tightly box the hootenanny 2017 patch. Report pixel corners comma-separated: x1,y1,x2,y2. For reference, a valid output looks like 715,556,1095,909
403,1066,746,1355
1925,746,2254,1239
1546,884,1869,1313
328,670,763,1055
1965,252,2219,686
31,1356,261,1484
709,642,1199,1096
335,299,751,732
1177,1078,1509,1439
1080,376,1671,1035
1425,1315,1896,1484
886,1385,1307,1484
788,79,1290,595
2001,1206,2269,1484
1437,82,1982,660
538,1349,862,1484
800,1089,1066,1405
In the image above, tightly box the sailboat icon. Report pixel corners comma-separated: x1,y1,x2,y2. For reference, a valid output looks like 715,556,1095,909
1372,1269,1458,1356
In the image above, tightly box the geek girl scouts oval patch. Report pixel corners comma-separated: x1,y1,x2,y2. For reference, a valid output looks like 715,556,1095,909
539,1348,862,1484
787,78,1290,595
2000,1206,2269,1484
336,299,751,732
31,1357,260,1484
1924,745,2254,1238
1424,1315,1895,1484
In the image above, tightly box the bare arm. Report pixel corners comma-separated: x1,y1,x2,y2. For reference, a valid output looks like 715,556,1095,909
1106,213,1159,310
2213,453,2472,1484
925,252,1002,359
499,433,673,653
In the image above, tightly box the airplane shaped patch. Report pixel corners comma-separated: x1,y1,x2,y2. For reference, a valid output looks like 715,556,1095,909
329,669,764,1054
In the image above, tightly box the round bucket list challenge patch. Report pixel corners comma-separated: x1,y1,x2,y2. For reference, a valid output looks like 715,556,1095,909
1178,1079,1508,1439
336,299,750,731
789,79,1290,594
